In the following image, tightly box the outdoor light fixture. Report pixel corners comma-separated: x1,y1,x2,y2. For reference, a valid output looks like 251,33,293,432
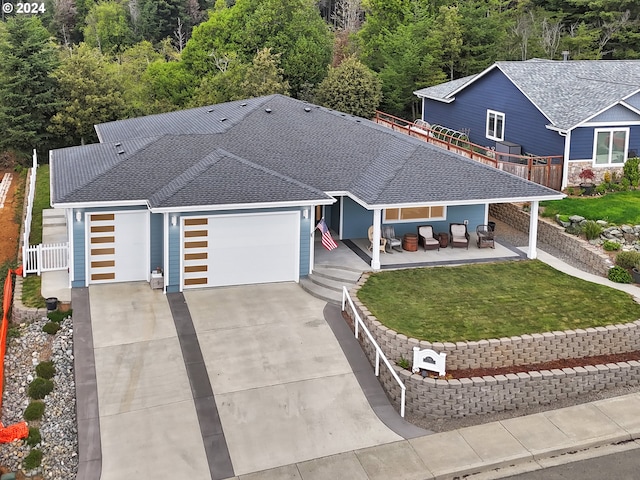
302,209,309,219
171,215,177,227
75,211,82,222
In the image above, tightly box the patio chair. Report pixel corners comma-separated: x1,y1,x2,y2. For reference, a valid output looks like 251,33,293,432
476,224,495,249
368,226,387,254
449,223,469,249
382,225,402,253
417,225,440,251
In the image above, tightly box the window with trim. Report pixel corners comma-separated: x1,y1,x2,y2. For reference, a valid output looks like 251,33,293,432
384,206,446,223
593,128,629,165
486,110,505,141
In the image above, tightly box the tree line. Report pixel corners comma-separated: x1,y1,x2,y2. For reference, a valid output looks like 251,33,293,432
0,0,638,160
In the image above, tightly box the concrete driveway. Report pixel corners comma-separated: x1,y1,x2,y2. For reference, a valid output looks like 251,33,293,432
184,283,401,476
85,282,400,479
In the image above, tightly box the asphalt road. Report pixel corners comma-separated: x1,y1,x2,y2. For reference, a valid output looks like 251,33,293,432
504,447,640,479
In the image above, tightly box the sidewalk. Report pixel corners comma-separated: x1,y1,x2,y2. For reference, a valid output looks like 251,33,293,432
221,391,640,480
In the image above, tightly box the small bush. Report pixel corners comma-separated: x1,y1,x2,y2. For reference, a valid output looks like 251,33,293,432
24,401,45,421
583,220,602,240
47,309,72,323
623,157,640,186
397,357,410,369
595,183,608,195
615,251,640,269
28,378,54,400
35,361,55,380
603,240,621,251
42,321,60,335
26,427,41,447
7,326,21,338
23,448,42,470
608,265,633,283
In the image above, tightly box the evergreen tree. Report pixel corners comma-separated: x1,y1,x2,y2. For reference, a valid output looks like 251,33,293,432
0,16,59,155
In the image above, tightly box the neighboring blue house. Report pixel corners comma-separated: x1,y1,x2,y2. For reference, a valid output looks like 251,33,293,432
414,60,640,189
49,94,561,293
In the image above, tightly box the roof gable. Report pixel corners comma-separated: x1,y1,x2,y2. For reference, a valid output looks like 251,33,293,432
414,60,640,131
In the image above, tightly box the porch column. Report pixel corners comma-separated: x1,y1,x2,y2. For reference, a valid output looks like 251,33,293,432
371,209,382,270
527,201,539,260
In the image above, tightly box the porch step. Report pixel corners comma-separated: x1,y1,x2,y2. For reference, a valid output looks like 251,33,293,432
300,265,363,304
300,277,343,305
311,265,363,284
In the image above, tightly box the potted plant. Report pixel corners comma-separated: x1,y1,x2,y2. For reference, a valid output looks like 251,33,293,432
579,168,596,195
632,261,640,284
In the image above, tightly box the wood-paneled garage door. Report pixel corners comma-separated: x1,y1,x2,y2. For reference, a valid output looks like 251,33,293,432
88,211,148,284
182,212,300,289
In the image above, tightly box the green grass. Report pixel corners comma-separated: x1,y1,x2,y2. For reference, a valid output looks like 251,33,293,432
29,164,50,245
21,274,46,308
540,190,640,225
357,261,640,342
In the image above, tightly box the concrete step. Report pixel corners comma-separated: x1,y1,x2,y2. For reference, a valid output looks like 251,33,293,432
299,277,342,305
308,274,352,293
312,265,362,284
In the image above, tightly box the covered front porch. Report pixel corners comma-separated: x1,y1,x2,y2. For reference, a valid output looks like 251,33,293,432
313,219,526,272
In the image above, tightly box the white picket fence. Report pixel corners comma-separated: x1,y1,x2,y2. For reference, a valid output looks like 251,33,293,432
23,242,69,275
342,286,406,417
21,150,69,276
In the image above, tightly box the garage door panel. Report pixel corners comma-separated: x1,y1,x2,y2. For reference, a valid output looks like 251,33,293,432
182,212,299,289
88,212,148,284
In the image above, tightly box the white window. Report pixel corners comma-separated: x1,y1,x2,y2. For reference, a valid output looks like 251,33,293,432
486,110,505,141
383,206,446,223
593,128,629,165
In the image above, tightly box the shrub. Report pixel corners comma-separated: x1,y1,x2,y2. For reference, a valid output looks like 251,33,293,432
621,177,631,189
608,265,633,283
28,378,54,400
623,157,640,186
397,357,410,369
47,309,71,323
26,427,41,447
604,170,612,183
583,220,602,240
615,251,640,269
595,183,608,195
42,321,60,335
23,448,42,470
24,401,45,421
7,326,21,338
603,240,621,251
35,361,55,380
579,167,596,183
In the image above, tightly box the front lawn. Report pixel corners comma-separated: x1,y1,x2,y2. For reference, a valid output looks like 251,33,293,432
357,260,640,342
540,190,640,225
29,164,50,245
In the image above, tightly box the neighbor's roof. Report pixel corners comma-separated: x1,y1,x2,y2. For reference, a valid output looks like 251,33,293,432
414,60,640,132
51,94,561,210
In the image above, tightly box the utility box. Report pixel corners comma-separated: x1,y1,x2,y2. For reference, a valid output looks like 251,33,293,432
495,140,522,156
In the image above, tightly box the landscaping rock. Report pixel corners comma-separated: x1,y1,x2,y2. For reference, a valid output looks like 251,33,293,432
569,215,585,223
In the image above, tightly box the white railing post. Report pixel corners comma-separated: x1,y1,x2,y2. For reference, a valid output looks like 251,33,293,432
342,286,406,417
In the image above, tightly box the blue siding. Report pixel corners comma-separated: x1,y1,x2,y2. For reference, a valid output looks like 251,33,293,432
71,209,86,287
571,125,640,160
299,210,311,277
423,69,564,156
341,197,373,239
329,199,340,233
591,104,640,123
341,200,485,239
626,92,640,110
166,220,181,293
149,213,163,272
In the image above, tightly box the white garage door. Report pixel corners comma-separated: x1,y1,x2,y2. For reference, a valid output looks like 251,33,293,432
182,212,300,289
87,211,148,284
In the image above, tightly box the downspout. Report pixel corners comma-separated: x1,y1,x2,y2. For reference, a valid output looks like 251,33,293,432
371,209,382,270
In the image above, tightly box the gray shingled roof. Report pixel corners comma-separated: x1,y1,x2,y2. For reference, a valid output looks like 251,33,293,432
51,94,561,209
414,60,640,132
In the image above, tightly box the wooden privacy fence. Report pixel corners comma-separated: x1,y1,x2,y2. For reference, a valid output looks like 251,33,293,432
374,111,563,191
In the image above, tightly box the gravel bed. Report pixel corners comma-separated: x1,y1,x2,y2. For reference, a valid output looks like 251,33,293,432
1,316,78,478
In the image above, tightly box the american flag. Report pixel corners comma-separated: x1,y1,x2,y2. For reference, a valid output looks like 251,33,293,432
316,218,338,251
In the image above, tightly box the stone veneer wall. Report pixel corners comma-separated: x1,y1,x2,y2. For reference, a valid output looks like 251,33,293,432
489,202,613,276
11,275,48,323
345,277,640,419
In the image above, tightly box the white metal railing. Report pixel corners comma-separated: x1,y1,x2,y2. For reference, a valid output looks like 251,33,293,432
342,286,406,417
22,150,38,276
23,242,69,275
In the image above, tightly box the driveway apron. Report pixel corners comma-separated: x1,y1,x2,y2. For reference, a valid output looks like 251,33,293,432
89,283,210,479
184,282,401,476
